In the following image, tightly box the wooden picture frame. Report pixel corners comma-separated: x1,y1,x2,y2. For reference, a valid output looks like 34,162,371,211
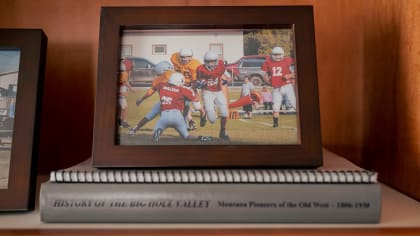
92,6,322,168
0,29,47,211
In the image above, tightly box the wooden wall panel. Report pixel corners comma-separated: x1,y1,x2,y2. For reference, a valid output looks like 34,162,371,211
393,0,420,199
353,0,420,200
0,0,418,199
360,0,400,187
313,0,366,164
0,0,100,172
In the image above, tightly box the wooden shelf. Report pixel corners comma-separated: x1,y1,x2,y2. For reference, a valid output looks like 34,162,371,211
0,228,419,236
0,151,419,235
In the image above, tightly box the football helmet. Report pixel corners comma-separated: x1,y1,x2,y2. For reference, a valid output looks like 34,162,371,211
204,51,218,71
179,48,193,65
168,72,185,86
271,46,285,61
154,61,173,75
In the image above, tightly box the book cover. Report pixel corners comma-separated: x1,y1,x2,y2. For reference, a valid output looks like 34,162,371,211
40,182,381,223
40,150,381,223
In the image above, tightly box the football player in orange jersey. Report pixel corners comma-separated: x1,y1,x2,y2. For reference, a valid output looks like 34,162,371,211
128,61,174,136
261,46,296,128
170,48,206,130
118,62,136,128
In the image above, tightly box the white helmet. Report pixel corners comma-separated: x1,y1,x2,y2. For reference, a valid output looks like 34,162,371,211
179,48,193,65
168,72,185,86
179,48,193,57
271,46,285,61
154,61,173,75
204,51,218,70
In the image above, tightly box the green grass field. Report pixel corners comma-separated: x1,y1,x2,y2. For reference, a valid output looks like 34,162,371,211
118,87,298,145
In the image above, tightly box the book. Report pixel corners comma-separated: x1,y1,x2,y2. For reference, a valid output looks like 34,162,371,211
40,182,381,223
39,150,381,223
48,151,377,184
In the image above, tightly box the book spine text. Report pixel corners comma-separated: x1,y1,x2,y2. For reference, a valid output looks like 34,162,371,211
40,183,381,223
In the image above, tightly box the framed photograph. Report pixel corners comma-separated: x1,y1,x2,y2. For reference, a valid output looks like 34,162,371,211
0,29,47,211
93,6,322,168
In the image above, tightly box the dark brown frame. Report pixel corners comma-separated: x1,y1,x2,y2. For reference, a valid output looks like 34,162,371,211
92,6,322,168
0,29,47,211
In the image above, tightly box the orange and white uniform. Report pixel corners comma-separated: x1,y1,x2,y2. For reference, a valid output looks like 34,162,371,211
118,71,130,109
139,70,174,121
143,70,173,98
170,52,201,86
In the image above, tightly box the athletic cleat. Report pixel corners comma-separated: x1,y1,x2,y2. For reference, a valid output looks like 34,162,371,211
152,128,163,143
273,117,279,128
120,121,130,128
128,129,137,137
200,113,207,127
219,134,230,141
188,120,197,131
219,130,230,141
198,136,212,142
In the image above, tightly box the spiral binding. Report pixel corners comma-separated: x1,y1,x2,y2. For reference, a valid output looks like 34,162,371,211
51,169,377,184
